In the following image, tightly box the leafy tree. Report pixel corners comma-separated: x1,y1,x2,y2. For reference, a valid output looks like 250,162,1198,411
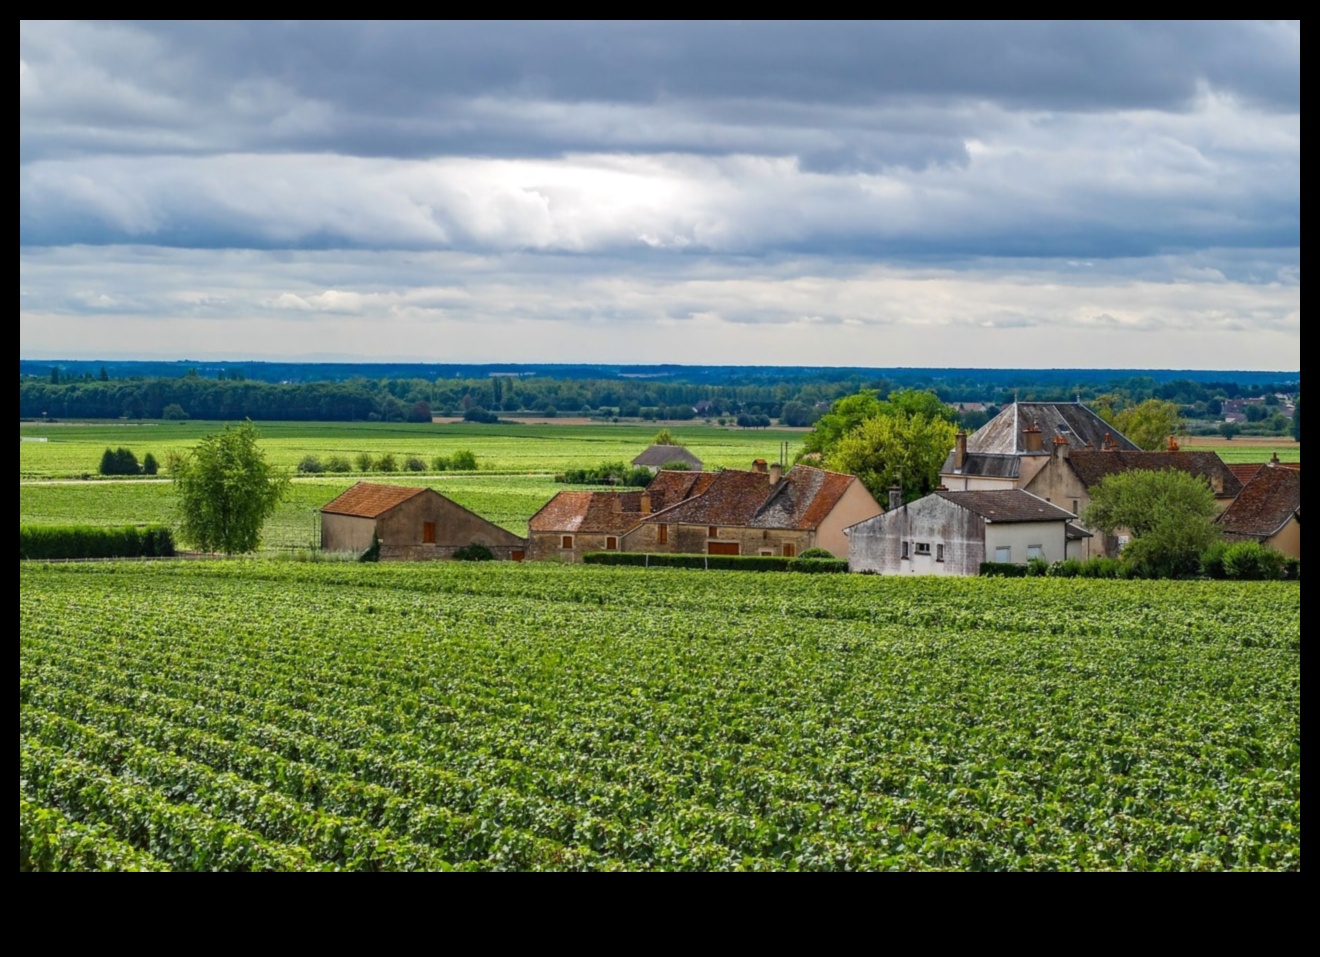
162,403,189,420
325,455,352,473
1110,399,1183,451
297,454,325,473
375,453,398,473
449,449,478,471
1082,469,1221,578
652,428,675,445
800,389,953,459
404,455,427,472
141,452,160,476
99,447,140,476
779,400,819,428
353,451,374,472
407,400,433,423
172,422,288,554
1218,421,1241,441
825,413,957,504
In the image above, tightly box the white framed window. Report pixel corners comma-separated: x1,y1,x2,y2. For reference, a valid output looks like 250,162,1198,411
915,542,932,556
1027,545,1045,560
995,546,1011,563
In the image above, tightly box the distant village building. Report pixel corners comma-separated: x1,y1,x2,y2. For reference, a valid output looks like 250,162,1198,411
631,444,703,474
321,482,525,560
847,488,1084,576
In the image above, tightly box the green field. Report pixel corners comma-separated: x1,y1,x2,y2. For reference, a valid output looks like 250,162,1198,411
20,420,805,480
20,561,1299,871
20,475,568,544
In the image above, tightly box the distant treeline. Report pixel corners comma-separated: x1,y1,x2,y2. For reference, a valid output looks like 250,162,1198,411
20,366,1299,424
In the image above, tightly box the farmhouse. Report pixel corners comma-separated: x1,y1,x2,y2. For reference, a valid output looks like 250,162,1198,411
622,461,882,559
941,401,1139,492
847,488,1083,576
631,444,703,474
528,470,717,562
1218,461,1301,559
320,482,526,560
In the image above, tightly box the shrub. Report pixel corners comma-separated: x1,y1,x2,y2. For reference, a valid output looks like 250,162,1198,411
1283,557,1301,581
431,455,450,472
453,544,495,562
789,557,849,574
1027,557,1050,577
660,460,692,472
297,454,325,474
404,455,427,472
1221,542,1287,581
1200,542,1230,579
359,533,380,563
354,452,374,472
979,562,1028,578
325,455,352,473
797,547,836,560
375,453,398,473
449,450,478,471
584,552,845,573
141,452,160,476
21,525,174,560
1048,559,1084,578
98,447,140,476
161,403,189,420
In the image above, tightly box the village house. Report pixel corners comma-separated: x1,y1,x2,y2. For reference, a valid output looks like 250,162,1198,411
631,444,703,474
527,470,716,562
1218,459,1301,560
621,460,882,559
940,401,1140,493
321,482,526,560
847,488,1085,576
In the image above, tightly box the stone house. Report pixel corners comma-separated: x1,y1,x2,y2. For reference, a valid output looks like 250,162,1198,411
621,461,882,559
631,444,703,474
1218,461,1300,559
321,482,526,560
847,488,1084,576
527,470,717,562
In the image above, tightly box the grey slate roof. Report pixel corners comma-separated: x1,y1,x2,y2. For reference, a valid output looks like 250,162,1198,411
933,489,1077,523
1067,450,1241,499
939,451,1022,478
966,402,1138,454
631,445,703,469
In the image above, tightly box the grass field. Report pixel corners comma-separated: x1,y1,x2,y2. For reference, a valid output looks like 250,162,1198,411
20,561,1300,871
19,420,805,480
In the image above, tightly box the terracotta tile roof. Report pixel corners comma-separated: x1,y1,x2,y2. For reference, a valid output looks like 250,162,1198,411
968,402,1138,454
934,489,1077,523
643,468,772,526
321,482,426,518
631,445,704,469
530,490,659,534
1218,465,1301,539
748,467,857,530
1228,461,1300,486
1067,450,1241,498
645,469,717,504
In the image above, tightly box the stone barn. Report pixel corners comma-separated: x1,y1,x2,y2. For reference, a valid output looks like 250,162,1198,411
320,482,525,560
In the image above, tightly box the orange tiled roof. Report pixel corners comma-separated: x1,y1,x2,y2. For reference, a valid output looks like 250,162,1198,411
321,482,427,518
643,468,772,527
748,466,857,530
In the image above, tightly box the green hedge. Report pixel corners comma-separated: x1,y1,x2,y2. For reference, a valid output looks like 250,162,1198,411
979,562,1030,578
583,552,847,573
20,525,176,561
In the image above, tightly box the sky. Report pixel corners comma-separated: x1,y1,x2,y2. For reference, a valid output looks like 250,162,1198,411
19,21,1300,369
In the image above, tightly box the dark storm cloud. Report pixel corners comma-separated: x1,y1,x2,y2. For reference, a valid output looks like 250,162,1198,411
21,21,1299,165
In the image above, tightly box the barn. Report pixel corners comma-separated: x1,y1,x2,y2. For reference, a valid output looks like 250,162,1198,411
320,482,525,560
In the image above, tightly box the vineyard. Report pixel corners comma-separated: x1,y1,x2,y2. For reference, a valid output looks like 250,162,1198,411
20,561,1299,870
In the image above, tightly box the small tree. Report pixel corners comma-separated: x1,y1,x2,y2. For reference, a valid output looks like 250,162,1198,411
449,450,478,471
375,453,398,473
825,413,958,504
1218,421,1241,441
1082,469,1221,578
141,452,160,476
652,428,675,445
1111,399,1183,451
354,451,374,472
172,421,288,554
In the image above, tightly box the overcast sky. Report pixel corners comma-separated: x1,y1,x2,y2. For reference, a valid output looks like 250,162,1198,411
19,21,1300,369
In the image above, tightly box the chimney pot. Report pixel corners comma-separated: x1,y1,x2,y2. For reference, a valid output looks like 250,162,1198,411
954,431,968,471
768,463,783,486
752,459,768,473
1023,425,1044,453
888,485,903,512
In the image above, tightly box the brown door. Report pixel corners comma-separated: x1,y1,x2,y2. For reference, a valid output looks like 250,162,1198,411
422,521,436,544
511,550,525,562
707,542,740,556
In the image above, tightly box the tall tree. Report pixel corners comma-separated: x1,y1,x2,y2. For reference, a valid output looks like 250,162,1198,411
1110,399,1184,451
1082,469,1220,577
825,413,957,504
172,422,288,554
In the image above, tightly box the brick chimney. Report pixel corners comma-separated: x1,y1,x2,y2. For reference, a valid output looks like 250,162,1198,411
953,431,967,471
1269,452,1280,467
888,485,903,512
768,463,783,486
1167,435,1180,452
1102,432,1118,451
1022,425,1044,453
752,459,768,473
1052,434,1070,461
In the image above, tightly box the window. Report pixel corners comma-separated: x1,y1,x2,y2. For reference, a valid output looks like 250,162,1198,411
759,549,774,556
936,544,945,562
995,546,1011,563
561,535,574,549
1072,500,1079,514
1027,545,1045,560
422,521,436,544
915,542,931,556
782,543,796,558
708,526,718,538
901,541,910,560
605,536,618,550
657,525,668,545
